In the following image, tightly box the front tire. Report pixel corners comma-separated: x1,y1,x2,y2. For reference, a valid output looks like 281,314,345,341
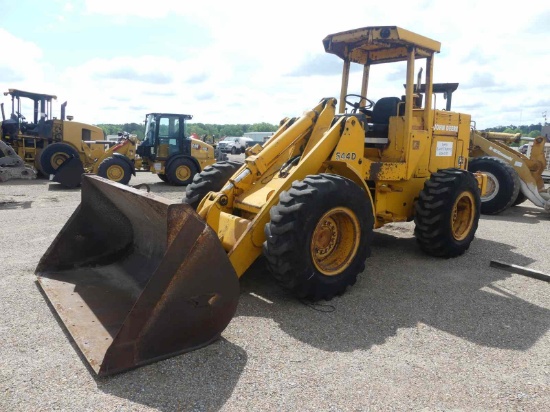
414,168,480,258
231,147,237,155
184,161,243,208
40,143,79,175
263,174,374,301
97,156,132,185
166,157,198,186
468,156,520,214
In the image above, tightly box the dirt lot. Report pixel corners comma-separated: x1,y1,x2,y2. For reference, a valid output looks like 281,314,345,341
1,165,549,411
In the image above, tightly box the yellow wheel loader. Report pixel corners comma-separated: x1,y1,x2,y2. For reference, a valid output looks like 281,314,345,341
36,26,487,376
0,89,108,183
133,112,219,185
469,132,549,213
53,113,220,188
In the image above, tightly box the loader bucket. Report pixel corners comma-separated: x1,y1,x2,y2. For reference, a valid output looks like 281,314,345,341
51,156,85,188
36,175,239,376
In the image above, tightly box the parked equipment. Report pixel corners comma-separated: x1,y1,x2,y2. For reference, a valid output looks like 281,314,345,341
0,140,36,182
134,113,219,185
55,112,221,187
0,89,107,180
36,26,486,376
469,132,549,213
417,83,549,214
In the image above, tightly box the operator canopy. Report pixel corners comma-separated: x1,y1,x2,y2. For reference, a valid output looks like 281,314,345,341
323,26,441,65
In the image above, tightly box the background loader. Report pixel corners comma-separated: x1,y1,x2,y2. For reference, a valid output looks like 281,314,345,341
53,112,221,187
0,89,108,180
133,112,220,185
415,83,549,214
36,26,486,376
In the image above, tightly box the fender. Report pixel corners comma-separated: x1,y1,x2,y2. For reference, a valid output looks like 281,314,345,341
166,154,200,173
112,153,136,175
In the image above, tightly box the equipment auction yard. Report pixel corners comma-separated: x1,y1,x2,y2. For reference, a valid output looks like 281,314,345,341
1,160,549,411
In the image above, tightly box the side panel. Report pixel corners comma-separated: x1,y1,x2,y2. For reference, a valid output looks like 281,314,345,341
190,140,216,171
429,111,469,173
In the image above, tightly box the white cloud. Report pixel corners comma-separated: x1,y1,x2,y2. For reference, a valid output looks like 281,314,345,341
2,1,550,128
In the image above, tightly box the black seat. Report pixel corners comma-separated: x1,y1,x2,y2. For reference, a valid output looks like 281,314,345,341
365,97,401,145
371,97,401,124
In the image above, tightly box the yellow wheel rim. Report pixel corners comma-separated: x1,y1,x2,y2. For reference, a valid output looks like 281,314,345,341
451,191,475,241
106,164,124,181
310,207,360,276
176,165,191,181
50,152,70,169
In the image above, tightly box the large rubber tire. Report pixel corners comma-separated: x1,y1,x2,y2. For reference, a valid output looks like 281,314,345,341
512,190,527,207
40,143,79,175
263,174,374,301
166,157,198,186
158,173,168,182
468,156,520,214
231,146,237,155
184,161,243,209
97,156,132,185
414,168,481,258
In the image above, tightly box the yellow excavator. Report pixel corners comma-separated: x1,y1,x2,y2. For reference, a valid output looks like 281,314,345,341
36,26,487,376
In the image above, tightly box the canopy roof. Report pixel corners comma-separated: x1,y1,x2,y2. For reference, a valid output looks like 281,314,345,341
323,26,441,65
4,89,57,101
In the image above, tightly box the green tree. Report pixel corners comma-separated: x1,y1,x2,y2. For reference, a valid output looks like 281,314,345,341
249,122,278,132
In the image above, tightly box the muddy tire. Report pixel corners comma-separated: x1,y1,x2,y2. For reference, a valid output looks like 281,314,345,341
97,156,132,185
184,161,243,209
414,168,481,258
40,143,79,175
468,156,520,214
263,174,374,301
166,157,197,186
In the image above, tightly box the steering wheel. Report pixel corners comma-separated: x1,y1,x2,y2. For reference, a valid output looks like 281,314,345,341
344,94,375,114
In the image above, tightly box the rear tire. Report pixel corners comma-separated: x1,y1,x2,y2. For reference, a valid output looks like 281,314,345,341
166,157,198,186
184,161,243,208
40,143,79,175
414,168,480,258
263,174,374,301
512,190,527,206
468,156,520,214
97,156,132,185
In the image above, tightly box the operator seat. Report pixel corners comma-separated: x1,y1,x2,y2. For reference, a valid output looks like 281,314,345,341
365,97,401,146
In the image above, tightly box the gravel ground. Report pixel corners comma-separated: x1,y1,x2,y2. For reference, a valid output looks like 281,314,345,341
1,159,549,411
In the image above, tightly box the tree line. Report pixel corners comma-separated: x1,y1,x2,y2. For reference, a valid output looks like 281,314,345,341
95,122,279,142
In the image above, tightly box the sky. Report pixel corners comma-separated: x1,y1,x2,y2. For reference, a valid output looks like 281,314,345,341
1,0,549,129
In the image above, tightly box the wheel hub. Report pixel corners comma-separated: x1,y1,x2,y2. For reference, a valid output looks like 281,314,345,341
311,207,360,276
51,152,69,169
176,165,191,181
480,171,499,201
451,191,475,241
107,165,124,181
